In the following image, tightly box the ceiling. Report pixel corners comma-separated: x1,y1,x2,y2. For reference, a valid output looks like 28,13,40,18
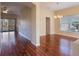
0,2,33,15
0,2,79,15
40,2,79,11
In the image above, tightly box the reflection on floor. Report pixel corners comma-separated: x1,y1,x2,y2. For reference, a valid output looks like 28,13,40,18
0,33,77,56
1,32,15,46
0,31,36,56
0,32,16,55
39,35,77,56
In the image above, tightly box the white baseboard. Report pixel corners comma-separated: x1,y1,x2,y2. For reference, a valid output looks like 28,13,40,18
19,32,41,47
31,41,40,47
19,32,40,46
19,32,30,40
36,43,40,46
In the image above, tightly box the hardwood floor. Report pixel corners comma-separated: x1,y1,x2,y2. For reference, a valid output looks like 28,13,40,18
0,32,77,56
0,32,36,56
39,34,77,56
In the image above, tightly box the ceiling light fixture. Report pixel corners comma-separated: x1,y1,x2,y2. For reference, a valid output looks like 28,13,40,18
54,15,63,19
2,7,8,13
2,9,8,13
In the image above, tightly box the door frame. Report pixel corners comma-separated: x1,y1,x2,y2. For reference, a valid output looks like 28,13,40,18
46,17,50,35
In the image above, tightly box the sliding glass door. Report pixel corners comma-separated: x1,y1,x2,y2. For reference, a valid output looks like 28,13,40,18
1,19,15,32
2,19,9,32
9,19,15,31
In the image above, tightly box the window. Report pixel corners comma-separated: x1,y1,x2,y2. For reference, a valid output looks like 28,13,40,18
60,15,79,33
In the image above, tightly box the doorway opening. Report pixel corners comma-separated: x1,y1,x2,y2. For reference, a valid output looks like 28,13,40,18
46,17,50,35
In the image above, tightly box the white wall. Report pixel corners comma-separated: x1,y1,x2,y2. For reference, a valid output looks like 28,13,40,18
18,7,32,40
17,5,37,46
31,5,37,46
18,3,55,46
39,6,54,36
32,2,55,46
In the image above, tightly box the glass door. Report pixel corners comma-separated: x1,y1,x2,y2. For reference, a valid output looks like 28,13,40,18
1,19,15,32
9,19,15,31
2,19,9,32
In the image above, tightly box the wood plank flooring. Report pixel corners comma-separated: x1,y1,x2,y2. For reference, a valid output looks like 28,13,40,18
0,32,36,56
39,34,77,56
0,32,77,56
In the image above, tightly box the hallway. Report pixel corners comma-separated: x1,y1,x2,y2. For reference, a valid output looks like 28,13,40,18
0,2,36,56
